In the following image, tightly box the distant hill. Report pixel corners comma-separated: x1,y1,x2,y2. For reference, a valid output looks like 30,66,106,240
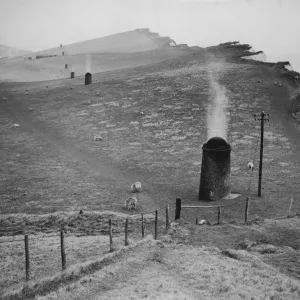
33,29,176,57
0,44,31,58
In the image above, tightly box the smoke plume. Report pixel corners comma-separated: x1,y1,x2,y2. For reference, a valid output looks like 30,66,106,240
206,74,229,141
86,54,92,73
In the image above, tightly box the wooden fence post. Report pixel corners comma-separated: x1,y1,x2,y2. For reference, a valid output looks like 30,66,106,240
24,235,29,281
175,198,181,220
155,210,158,240
245,197,250,223
109,219,113,252
217,206,221,225
166,205,169,230
60,230,66,271
196,217,198,225
141,214,145,238
125,218,129,246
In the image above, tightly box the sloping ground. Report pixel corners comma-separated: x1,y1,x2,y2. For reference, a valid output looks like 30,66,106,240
3,236,300,300
1,45,300,220
0,44,31,58
0,48,189,82
0,211,167,294
33,29,176,57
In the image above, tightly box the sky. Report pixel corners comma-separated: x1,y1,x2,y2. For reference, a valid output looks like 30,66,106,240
0,0,300,69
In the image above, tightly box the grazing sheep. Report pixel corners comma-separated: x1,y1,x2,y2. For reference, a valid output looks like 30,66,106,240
93,135,102,141
2,97,7,101
28,108,34,112
13,124,20,128
124,197,137,211
131,182,142,193
140,111,144,115
82,100,91,105
247,162,254,171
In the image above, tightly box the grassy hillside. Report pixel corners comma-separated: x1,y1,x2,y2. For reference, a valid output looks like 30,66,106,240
0,48,190,82
1,42,300,298
2,233,300,300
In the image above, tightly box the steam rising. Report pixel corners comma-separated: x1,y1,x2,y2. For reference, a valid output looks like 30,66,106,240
206,72,229,141
85,54,92,73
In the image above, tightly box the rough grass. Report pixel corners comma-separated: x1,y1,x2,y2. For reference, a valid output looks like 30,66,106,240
1,236,156,300
0,211,166,294
10,235,300,300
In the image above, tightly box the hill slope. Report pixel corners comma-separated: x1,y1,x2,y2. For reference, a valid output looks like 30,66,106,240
34,28,176,56
0,48,190,82
0,44,31,58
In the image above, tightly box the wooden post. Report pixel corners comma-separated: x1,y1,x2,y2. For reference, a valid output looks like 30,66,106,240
24,235,29,281
141,214,145,238
60,230,66,271
245,197,250,223
175,198,181,220
217,206,221,225
166,205,169,230
254,112,269,197
109,219,113,252
125,218,129,246
155,210,158,240
196,217,198,225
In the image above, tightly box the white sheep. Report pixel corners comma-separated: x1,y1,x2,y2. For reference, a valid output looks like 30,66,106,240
2,97,7,101
13,124,20,128
124,197,137,211
131,182,142,193
247,162,254,171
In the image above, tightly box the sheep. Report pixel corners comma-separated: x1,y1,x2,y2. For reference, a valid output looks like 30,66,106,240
93,135,102,141
2,97,7,101
247,162,254,171
13,124,20,128
131,182,142,193
124,197,137,211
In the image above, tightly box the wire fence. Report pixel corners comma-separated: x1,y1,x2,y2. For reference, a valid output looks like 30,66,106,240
0,203,171,288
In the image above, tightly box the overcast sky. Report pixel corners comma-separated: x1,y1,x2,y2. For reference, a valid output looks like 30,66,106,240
0,0,299,68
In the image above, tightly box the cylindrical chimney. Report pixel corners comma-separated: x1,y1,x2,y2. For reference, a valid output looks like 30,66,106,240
85,72,92,85
70,72,75,79
65,64,68,69
199,137,231,201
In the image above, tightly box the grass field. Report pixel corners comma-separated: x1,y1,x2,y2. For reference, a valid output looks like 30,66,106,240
1,43,300,298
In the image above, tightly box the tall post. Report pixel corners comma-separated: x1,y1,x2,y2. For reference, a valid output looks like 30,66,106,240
109,219,113,252
125,218,129,246
155,210,158,240
175,198,181,220
166,205,169,230
141,214,145,238
245,197,250,223
254,112,269,197
60,230,66,271
24,235,29,281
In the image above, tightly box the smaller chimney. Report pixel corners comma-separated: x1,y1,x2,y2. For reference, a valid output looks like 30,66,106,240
65,64,68,69
85,72,92,85
70,72,75,79
62,51,64,56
